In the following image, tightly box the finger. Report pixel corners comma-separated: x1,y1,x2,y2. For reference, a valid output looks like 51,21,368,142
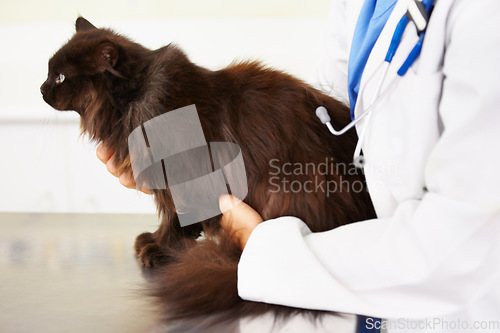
106,153,121,178
119,171,137,189
219,194,263,249
219,194,263,227
119,170,154,195
140,188,154,195
96,143,114,163
219,194,243,214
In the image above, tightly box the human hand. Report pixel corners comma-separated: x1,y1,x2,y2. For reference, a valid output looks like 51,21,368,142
96,143,153,194
219,194,263,250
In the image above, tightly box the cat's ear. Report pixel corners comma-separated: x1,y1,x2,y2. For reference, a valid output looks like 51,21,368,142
96,42,118,67
76,17,96,32
95,42,122,76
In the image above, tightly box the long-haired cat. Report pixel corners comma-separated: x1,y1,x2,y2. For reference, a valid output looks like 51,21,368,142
41,17,376,331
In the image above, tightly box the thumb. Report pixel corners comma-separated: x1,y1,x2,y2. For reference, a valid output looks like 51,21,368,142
219,194,263,250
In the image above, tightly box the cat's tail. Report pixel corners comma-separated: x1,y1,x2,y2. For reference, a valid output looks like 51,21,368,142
144,232,318,332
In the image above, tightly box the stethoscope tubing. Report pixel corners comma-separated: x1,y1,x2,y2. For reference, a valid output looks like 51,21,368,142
316,0,436,167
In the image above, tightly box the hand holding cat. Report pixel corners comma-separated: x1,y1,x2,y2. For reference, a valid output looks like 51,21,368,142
96,144,153,194
97,144,262,249
219,194,263,250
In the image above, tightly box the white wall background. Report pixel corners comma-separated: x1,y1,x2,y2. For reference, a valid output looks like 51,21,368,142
0,0,332,213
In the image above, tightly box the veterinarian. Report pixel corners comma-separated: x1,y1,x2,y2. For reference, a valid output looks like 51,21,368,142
97,0,500,332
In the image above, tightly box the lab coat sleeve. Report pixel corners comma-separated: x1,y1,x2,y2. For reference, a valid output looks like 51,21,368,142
238,1,500,319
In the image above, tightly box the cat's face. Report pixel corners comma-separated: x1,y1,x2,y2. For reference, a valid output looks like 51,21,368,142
40,17,119,113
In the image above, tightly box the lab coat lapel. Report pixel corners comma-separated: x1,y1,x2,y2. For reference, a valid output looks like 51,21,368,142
345,1,366,52
354,0,420,119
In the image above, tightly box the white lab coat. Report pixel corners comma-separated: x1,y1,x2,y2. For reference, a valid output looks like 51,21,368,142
238,0,500,332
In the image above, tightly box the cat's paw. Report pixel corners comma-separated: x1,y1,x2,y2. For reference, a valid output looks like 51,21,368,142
134,232,171,268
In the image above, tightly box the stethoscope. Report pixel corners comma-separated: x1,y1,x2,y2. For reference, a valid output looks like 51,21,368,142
316,0,435,168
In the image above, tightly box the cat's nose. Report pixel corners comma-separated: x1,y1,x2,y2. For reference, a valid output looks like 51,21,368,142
40,81,52,104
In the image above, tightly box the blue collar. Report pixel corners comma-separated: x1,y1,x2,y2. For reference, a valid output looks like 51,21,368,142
347,0,398,118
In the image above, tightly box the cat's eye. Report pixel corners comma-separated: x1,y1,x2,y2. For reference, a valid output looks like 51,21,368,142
55,73,66,84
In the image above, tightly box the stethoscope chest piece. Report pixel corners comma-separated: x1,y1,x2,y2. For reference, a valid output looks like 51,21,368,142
353,155,366,169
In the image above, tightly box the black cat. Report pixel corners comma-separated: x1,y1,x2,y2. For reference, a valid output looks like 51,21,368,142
41,17,375,330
